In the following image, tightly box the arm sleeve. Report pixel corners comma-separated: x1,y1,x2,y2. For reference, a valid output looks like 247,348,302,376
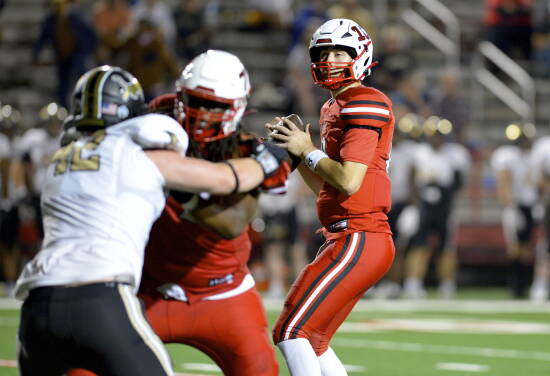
339,99,391,129
340,127,379,165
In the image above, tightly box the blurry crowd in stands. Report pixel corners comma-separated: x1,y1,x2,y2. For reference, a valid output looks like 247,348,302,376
2,0,550,300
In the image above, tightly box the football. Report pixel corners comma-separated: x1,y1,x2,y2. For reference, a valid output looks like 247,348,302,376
268,113,304,170
268,113,304,140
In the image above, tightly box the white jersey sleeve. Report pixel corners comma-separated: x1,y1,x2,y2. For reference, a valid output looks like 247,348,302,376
110,113,189,156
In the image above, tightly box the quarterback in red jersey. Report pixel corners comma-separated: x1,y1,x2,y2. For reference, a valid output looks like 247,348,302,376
68,51,284,376
268,19,395,375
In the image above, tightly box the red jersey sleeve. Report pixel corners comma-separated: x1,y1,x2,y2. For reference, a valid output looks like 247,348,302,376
339,98,391,128
340,128,379,165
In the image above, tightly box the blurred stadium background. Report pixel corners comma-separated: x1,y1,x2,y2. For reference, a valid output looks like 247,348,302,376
1,0,550,375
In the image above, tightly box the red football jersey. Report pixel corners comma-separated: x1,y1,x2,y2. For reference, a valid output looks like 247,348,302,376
140,195,252,303
316,85,394,234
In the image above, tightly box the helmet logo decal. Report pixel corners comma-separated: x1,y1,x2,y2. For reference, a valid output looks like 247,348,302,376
112,74,143,102
117,105,129,119
351,26,367,41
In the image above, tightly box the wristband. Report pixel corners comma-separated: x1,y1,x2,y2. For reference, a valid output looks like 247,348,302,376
222,160,239,195
304,149,328,170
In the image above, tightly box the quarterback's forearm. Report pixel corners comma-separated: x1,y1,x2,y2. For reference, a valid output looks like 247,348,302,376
313,158,368,196
297,164,323,195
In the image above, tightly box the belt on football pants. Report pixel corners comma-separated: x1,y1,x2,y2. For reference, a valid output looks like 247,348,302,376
328,219,348,232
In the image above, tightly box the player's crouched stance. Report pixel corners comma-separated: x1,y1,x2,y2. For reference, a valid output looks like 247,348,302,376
14,66,287,376
268,19,395,375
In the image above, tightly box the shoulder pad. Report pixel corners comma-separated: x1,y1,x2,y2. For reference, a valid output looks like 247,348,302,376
113,114,189,156
340,87,392,128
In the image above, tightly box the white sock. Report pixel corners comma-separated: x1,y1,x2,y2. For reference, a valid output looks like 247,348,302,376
278,338,322,376
532,278,548,290
404,277,423,291
318,347,348,376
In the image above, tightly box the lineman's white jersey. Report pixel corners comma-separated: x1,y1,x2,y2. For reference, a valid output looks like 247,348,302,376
14,113,188,300
490,144,538,206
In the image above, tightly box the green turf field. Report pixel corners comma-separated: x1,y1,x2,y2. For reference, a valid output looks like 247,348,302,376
1,289,550,376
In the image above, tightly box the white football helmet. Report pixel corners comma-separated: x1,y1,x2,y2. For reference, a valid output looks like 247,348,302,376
309,18,374,90
176,50,251,143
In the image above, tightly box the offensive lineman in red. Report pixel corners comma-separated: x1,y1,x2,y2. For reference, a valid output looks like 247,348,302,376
68,51,284,376
139,50,283,376
268,19,395,375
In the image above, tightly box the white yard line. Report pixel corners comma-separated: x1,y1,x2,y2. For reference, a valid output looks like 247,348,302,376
332,338,550,362
263,298,550,313
436,362,490,372
0,299,20,310
339,319,550,334
3,297,550,313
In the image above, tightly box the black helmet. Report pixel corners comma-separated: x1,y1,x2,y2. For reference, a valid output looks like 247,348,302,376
70,65,145,129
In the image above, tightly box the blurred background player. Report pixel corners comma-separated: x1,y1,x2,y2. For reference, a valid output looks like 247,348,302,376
532,134,550,301
69,50,286,376
268,18,395,376
16,64,286,376
0,106,26,297
18,103,66,240
490,122,542,299
402,117,471,299
259,172,311,299
372,113,422,299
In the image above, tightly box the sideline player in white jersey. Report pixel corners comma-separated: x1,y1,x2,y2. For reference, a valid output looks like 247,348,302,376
491,123,541,299
372,114,421,299
403,117,470,299
14,65,287,376
530,135,550,301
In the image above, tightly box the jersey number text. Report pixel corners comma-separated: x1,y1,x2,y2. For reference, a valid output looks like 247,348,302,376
52,131,106,175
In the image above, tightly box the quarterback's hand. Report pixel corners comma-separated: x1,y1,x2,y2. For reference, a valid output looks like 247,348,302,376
266,117,316,159
251,140,290,178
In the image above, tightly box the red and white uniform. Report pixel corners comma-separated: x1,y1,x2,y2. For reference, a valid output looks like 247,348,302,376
136,129,280,375
273,85,395,355
141,196,253,301
138,197,278,375
317,86,394,236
